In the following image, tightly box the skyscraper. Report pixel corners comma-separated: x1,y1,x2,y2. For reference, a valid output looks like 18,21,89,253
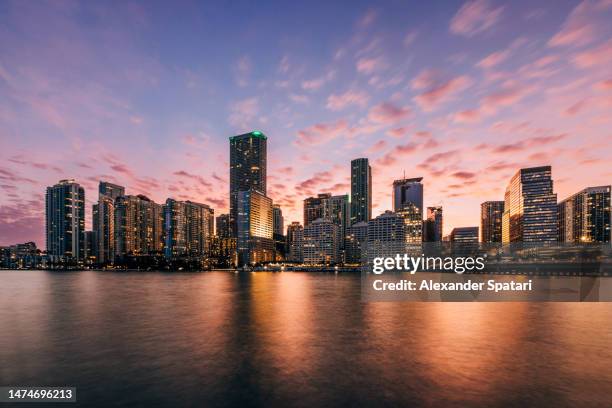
424,206,443,242
272,204,284,236
396,203,422,243
303,193,349,248
216,213,230,238
392,177,423,216
93,181,125,264
229,131,267,237
45,179,85,262
366,211,412,268
163,199,214,259
286,222,304,263
114,195,163,257
558,186,611,243
480,201,504,243
236,190,274,265
345,221,368,264
351,158,371,225
303,218,341,265
502,166,558,243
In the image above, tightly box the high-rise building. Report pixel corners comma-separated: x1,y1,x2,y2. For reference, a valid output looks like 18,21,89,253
229,131,267,237
345,221,368,264
114,195,164,257
351,158,372,225
559,186,611,243
93,181,125,264
480,201,504,243
286,222,304,263
272,204,284,236
304,193,331,226
303,218,341,265
163,199,214,259
236,190,274,265
366,211,413,267
216,214,230,238
397,203,422,243
424,206,443,242
303,193,349,248
45,179,85,262
449,227,479,244
392,177,423,216
502,166,558,243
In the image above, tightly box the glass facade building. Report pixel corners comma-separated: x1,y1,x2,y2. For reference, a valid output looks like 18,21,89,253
424,206,443,242
45,179,85,262
392,177,423,216
229,131,267,237
502,166,558,243
480,201,504,243
558,186,611,243
236,190,274,266
351,158,372,225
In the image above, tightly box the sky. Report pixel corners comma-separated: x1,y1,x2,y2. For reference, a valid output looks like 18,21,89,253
1,0,611,247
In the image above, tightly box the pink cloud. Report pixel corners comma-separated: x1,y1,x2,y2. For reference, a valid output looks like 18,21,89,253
356,56,387,74
326,90,369,111
386,127,410,138
411,69,471,111
477,49,511,69
368,102,412,124
573,40,612,68
454,109,481,123
367,140,387,153
450,0,504,37
548,0,612,47
295,119,348,146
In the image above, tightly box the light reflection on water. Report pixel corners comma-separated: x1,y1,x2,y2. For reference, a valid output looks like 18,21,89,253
0,270,611,407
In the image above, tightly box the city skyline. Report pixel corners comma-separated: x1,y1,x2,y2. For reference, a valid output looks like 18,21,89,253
2,0,612,246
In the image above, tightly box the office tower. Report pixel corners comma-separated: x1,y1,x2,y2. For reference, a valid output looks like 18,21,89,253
229,131,267,237
449,227,479,244
345,221,368,264
216,214,231,238
480,201,504,243
286,222,304,263
366,211,412,267
304,193,349,246
392,177,423,216
45,179,85,262
272,204,284,236
424,206,443,242
163,199,214,259
93,181,125,264
351,158,372,225
558,186,611,243
303,218,341,265
114,195,164,257
396,203,423,243
236,190,274,265
502,166,558,243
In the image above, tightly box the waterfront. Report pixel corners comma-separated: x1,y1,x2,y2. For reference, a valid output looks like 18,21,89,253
1,270,611,407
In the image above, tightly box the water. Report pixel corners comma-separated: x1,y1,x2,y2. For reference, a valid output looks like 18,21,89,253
1,270,611,407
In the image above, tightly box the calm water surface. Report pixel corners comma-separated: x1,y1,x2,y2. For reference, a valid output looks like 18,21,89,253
1,270,611,407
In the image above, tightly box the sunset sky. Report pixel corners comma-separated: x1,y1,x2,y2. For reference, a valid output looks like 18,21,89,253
1,0,611,246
